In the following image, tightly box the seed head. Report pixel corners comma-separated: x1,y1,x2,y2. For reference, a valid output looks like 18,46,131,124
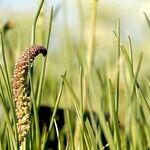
12,45,47,144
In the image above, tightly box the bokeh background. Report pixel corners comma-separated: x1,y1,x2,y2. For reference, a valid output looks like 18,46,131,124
0,0,150,71
0,0,150,120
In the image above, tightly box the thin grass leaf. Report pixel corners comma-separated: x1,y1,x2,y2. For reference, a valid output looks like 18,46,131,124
108,79,121,150
0,33,18,147
113,31,134,79
137,84,150,113
29,70,40,149
36,7,53,107
144,12,150,29
0,65,11,99
128,36,133,70
114,32,149,110
0,32,11,97
85,119,97,150
95,100,116,150
7,128,11,150
54,119,61,150
26,130,32,150
116,19,120,113
31,0,45,45
61,75,81,120
42,73,65,150
79,66,84,150
66,110,75,150
41,125,48,150
83,133,91,150
65,142,69,150
130,53,143,101
86,97,103,149
48,73,65,133
0,93,17,150
0,65,17,137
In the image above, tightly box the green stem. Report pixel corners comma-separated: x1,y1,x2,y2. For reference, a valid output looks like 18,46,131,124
0,32,19,148
36,7,53,107
116,19,120,113
42,73,65,150
31,0,45,45
29,70,40,149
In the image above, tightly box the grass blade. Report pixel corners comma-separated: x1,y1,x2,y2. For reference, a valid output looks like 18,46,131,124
116,19,120,113
66,110,75,150
108,79,121,150
85,119,97,150
0,93,17,150
61,75,81,120
29,70,40,149
36,7,53,107
144,12,150,29
54,119,61,150
0,32,11,97
31,0,45,45
130,53,143,101
0,32,18,148
42,73,65,150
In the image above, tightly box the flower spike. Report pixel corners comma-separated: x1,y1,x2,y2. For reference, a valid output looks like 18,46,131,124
12,45,47,144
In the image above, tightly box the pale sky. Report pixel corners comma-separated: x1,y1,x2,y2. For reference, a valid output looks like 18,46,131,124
0,0,150,44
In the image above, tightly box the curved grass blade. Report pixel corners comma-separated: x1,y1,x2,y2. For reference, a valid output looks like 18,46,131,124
31,0,45,45
54,119,61,150
144,12,150,29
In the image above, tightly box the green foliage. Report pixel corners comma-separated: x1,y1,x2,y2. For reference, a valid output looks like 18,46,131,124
0,0,150,150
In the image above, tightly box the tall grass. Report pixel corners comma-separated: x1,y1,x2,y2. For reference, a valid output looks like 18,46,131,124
0,0,150,150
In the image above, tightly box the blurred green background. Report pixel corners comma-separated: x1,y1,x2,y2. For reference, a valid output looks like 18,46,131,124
0,1,150,149
0,0,150,72
0,0,150,120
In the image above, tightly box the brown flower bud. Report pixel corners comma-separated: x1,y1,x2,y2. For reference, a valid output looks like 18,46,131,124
12,45,47,144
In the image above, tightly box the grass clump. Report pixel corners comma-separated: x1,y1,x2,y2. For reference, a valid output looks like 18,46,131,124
0,0,150,150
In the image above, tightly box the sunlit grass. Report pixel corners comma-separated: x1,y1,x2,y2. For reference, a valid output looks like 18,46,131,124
0,0,150,150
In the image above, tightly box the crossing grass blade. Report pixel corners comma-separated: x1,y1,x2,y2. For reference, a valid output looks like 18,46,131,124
94,96,116,150
130,53,143,101
108,79,121,150
66,110,75,150
54,119,61,150
85,119,97,150
61,75,81,120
